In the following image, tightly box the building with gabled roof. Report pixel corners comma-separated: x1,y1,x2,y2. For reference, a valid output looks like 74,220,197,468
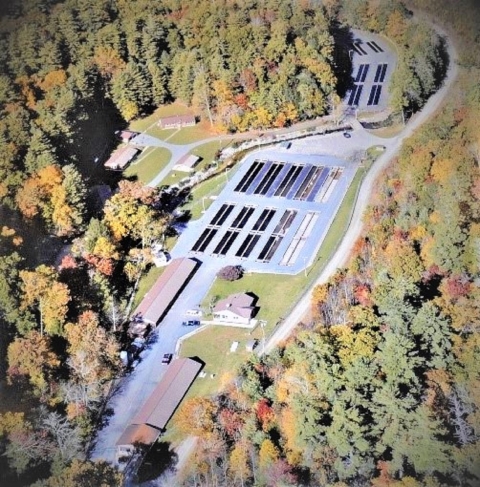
173,154,200,173
158,114,196,129
116,357,203,460
213,292,258,325
104,146,139,170
131,257,198,327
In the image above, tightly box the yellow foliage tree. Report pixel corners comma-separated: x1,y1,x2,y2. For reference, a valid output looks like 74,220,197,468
175,397,216,436
7,331,60,397
259,438,279,468
229,443,251,485
20,265,70,336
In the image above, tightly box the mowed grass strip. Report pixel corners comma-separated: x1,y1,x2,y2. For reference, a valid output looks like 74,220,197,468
190,140,232,168
123,147,171,183
178,325,255,398
166,121,218,144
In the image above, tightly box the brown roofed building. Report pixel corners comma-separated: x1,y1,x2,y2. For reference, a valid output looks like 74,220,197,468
104,146,139,170
116,358,202,460
173,154,200,173
131,258,198,326
116,424,160,458
213,292,258,325
158,114,196,129
119,130,136,143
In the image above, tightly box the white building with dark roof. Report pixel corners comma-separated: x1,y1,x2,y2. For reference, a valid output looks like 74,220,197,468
213,292,258,325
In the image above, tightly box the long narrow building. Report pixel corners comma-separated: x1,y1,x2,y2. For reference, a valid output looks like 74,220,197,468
116,357,203,461
132,257,199,327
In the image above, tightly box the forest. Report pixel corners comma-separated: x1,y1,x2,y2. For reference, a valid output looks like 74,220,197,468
0,0,477,485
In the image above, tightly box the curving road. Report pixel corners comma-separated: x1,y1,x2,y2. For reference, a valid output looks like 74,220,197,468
264,21,459,353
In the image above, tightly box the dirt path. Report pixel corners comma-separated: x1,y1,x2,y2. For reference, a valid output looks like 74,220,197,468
264,20,459,353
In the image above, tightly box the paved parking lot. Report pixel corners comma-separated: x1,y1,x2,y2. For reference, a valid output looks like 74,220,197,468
171,147,358,275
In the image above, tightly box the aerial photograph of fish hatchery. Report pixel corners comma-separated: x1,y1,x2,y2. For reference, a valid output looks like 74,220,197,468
0,0,479,486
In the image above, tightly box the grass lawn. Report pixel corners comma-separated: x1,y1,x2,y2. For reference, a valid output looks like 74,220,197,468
145,126,178,141
368,123,404,138
190,140,233,168
161,171,190,187
178,165,369,397
123,147,171,183
167,120,220,144
178,325,256,398
181,164,242,220
365,145,386,169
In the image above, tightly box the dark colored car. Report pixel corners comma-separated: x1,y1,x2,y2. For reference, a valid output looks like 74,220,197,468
162,353,173,364
182,320,201,326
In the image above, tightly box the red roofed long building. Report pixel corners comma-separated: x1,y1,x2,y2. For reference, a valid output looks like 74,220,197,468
132,257,198,327
158,114,196,129
116,357,202,460
104,146,139,170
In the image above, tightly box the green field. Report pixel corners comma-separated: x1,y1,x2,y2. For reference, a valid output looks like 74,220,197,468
178,326,257,398
166,123,218,144
123,147,171,183
190,140,232,168
161,171,190,187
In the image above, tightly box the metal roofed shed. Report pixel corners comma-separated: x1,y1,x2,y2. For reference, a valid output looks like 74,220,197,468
104,146,140,170
173,154,200,173
119,130,136,143
116,424,160,458
131,257,199,326
116,358,203,458
133,358,202,428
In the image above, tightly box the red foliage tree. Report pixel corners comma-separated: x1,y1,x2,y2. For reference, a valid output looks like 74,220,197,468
256,398,275,431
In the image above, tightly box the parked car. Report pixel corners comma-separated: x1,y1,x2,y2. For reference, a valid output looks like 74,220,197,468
162,353,173,364
182,319,201,326
343,131,352,138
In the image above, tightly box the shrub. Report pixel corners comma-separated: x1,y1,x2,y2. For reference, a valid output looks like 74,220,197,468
217,265,244,281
